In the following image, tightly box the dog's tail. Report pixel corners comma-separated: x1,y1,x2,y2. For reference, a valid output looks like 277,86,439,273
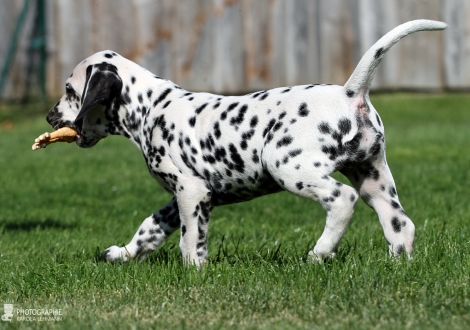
343,20,447,97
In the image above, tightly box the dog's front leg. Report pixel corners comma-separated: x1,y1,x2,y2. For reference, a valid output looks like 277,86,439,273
175,178,212,269
103,198,180,262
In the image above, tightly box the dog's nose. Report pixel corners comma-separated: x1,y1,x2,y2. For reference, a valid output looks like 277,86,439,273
46,102,62,128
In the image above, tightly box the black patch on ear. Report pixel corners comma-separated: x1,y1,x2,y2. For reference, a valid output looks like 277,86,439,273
74,63,122,132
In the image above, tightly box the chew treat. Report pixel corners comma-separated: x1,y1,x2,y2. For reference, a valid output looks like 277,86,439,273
32,127,78,150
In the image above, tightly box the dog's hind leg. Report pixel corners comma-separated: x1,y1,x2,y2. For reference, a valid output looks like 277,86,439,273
268,162,359,261
103,198,180,262
341,157,415,258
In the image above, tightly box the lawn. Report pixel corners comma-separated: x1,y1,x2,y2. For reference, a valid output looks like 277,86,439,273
0,93,469,329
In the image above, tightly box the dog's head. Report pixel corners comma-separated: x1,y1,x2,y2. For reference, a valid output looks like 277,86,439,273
46,51,124,148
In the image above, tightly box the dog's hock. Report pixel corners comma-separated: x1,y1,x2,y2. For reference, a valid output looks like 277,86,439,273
32,126,78,150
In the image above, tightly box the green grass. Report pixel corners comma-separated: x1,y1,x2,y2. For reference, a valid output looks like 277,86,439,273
0,93,469,329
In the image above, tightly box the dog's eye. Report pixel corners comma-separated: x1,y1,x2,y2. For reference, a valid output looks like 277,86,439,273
65,84,74,95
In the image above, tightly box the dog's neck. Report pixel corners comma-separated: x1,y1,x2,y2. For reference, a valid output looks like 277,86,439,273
109,76,180,151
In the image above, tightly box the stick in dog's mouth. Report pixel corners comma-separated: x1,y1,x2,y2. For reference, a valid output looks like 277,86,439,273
32,126,79,150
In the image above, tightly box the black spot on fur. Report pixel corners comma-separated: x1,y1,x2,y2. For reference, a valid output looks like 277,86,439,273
153,88,172,107
276,136,293,148
296,182,304,190
195,103,208,114
230,104,248,127
227,102,239,112
358,162,380,180
338,118,352,135
391,200,400,209
369,140,381,156
229,144,245,173
298,103,310,117
318,122,331,134
259,92,269,101
189,116,196,127
250,116,259,128
163,100,172,109
391,217,401,233
263,119,276,137
214,122,221,139
288,149,302,158
273,122,283,132
214,146,226,161
375,47,384,59
252,150,259,163
131,76,136,84
321,145,339,161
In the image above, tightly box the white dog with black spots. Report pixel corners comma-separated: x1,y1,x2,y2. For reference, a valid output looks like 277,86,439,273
45,20,446,268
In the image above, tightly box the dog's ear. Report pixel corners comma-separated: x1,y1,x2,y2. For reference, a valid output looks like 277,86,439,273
74,62,122,132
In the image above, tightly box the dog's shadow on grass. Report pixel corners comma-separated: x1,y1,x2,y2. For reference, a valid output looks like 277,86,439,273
1,218,77,232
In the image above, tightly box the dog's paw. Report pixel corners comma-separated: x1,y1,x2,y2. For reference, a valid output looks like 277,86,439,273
103,245,131,263
307,250,336,263
388,243,413,261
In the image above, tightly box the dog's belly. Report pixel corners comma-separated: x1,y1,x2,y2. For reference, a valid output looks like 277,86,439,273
208,169,283,206
146,148,282,206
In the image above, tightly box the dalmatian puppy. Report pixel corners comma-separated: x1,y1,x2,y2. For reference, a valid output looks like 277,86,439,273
46,20,446,267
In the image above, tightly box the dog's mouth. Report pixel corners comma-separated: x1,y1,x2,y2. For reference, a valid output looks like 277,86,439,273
60,124,82,144
46,117,82,144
